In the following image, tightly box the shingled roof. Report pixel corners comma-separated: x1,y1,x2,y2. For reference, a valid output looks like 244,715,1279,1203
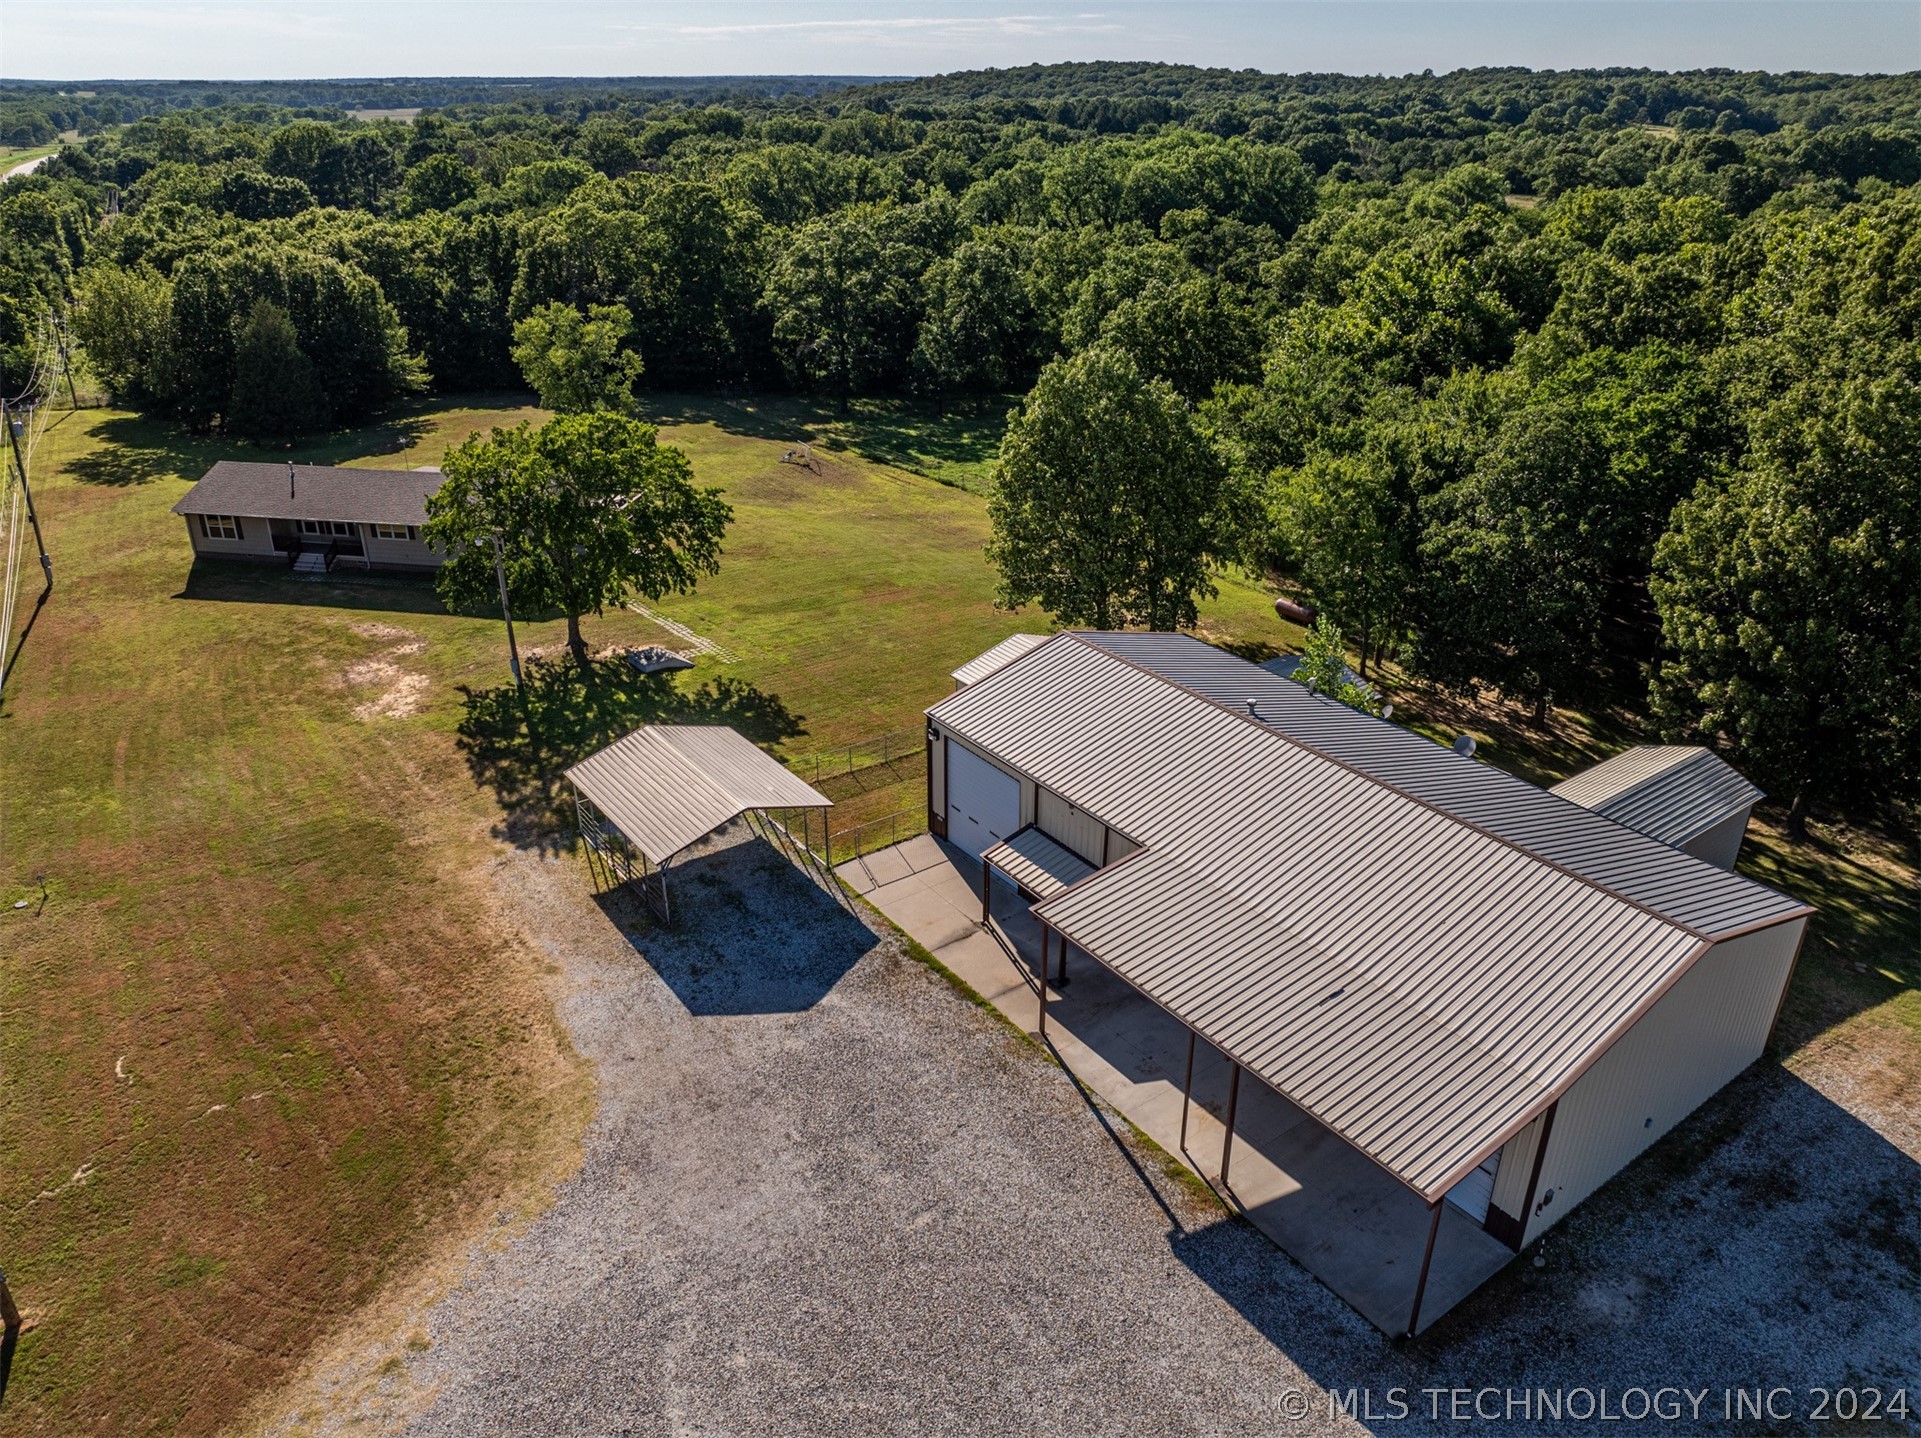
173,461,442,528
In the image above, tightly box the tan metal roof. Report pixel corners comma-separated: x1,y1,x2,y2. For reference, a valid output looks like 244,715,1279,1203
565,726,831,864
983,826,1096,899
1551,746,1763,847
926,634,1809,1200
173,461,440,527
1073,631,1799,937
951,633,1050,687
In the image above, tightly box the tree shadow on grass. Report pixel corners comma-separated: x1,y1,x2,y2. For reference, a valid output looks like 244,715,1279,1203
641,390,1010,491
457,656,807,850
178,558,452,616
63,410,441,487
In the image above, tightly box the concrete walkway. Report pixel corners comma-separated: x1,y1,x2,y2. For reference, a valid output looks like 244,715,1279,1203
839,833,1515,1336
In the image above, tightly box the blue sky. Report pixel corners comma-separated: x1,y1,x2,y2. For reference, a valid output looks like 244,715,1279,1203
5,1,1916,80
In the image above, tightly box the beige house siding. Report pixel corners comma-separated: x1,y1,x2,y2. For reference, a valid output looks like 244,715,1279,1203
185,513,279,561
1522,916,1806,1246
1037,786,1105,866
361,525,440,570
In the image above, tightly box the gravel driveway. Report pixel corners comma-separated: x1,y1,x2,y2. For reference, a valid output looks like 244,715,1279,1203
377,827,1917,1437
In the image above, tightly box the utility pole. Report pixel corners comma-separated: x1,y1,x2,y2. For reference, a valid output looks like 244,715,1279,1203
490,532,523,699
1,400,52,599
50,316,78,410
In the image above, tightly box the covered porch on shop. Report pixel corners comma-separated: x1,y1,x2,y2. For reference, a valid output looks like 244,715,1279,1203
840,831,1519,1336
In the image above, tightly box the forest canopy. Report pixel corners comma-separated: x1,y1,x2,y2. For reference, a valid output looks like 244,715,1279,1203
5,61,1918,825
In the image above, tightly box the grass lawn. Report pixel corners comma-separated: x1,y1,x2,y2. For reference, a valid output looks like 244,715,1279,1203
1,389,1911,1434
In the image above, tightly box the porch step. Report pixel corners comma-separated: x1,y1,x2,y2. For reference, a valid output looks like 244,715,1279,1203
291,551,330,575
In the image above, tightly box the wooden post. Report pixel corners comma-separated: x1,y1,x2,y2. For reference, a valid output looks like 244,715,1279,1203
980,855,991,924
1220,1062,1242,1186
1179,1029,1197,1152
1407,1200,1444,1337
1055,931,1066,984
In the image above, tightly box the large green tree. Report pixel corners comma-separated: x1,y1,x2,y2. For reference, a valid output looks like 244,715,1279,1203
763,204,933,409
510,301,644,414
987,346,1227,631
426,412,731,665
1273,444,1417,678
1650,360,1920,836
228,299,323,440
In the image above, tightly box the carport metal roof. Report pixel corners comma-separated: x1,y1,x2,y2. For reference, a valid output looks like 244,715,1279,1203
566,725,832,865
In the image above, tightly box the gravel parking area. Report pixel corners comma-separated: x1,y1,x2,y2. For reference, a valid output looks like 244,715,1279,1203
358,826,1916,1437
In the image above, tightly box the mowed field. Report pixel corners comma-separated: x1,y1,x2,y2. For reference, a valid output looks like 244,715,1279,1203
2,391,1914,1436
0,391,1292,1435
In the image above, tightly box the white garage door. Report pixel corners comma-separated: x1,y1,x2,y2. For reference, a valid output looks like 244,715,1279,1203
946,743,1021,859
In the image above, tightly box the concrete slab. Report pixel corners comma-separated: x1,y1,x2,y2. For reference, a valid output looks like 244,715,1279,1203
857,834,1517,1336
862,873,977,951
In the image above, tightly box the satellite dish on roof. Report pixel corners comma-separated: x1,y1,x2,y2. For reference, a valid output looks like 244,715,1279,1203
1452,733,1477,757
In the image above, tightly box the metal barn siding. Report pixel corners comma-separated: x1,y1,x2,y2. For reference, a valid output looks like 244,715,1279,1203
1521,916,1807,1246
930,735,947,822
1487,1113,1546,1225
1106,829,1142,863
1038,786,1106,866
1681,808,1752,871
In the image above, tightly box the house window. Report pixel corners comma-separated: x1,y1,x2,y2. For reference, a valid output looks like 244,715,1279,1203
200,514,241,541
297,519,356,537
372,523,416,542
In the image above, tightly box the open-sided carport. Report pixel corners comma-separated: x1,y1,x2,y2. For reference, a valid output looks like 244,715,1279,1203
567,724,835,921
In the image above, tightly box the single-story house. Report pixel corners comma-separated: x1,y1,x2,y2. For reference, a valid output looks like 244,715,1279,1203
1551,744,1764,870
923,631,1809,1324
172,461,445,575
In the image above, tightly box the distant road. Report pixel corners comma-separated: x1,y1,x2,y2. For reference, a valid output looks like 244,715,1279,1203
2,154,53,183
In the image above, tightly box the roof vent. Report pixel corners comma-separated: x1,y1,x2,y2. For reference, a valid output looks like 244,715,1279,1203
1245,699,1258,719
1451,734,1477,757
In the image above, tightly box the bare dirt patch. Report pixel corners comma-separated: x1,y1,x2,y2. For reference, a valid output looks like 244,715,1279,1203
342,630,432,719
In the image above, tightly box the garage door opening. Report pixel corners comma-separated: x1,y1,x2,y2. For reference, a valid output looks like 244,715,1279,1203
946,742,1020,858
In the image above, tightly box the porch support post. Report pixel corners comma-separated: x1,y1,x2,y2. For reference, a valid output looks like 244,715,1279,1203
1055,931,1067,984
1220,1062,1242,1187
981,856,991,924
1407,1199,1444,1338
1178,1029,1197,1152
1036,925,1048,1039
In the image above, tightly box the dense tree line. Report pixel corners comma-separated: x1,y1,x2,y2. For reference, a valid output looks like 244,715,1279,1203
2,62,1915,825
